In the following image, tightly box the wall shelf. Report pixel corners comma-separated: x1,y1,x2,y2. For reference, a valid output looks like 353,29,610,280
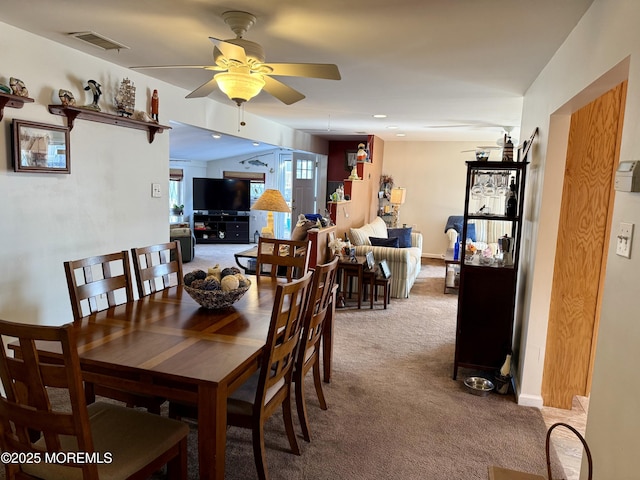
0,92,34,120
48,105,170,143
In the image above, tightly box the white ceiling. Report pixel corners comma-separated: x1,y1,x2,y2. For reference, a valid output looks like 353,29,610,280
2,0,593,160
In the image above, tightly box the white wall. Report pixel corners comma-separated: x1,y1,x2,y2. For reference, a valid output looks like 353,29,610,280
0,22,324,325
381,141,492,257
517,0,640,476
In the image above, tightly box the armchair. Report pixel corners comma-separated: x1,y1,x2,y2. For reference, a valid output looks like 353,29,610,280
170,222,195,262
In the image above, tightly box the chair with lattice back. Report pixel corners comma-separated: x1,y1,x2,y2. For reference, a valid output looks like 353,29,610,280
64,250,134,320
294,255,339,442
0,318,189,480
131,241,183,298
64,250,165,413
255,237,311,281
170,271,313,480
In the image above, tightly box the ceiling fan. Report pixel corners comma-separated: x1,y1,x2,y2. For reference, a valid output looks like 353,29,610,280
131,11,341,106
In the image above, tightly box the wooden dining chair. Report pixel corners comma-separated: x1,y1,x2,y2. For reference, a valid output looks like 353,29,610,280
294,256,339,442
64,250,164,413
64,250,134,321
170,272,313,480
255,237,311,281
131,241,183,298
0,318,189,480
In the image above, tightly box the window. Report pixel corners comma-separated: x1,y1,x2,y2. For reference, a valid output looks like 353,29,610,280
169,168,184,211
296,159,313,179
223,171,266,204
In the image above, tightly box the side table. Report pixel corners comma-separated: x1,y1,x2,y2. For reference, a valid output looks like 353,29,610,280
337,256,367,309
234,246,258,274
363,271,391,309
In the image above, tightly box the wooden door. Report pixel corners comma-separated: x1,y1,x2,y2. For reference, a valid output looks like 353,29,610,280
291,152,317,217
542,81,626,408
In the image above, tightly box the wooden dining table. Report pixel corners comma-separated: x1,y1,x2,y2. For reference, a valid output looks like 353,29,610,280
26,276,334,480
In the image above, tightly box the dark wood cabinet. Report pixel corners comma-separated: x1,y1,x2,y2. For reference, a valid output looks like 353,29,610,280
193,214,250,244
453,131,537,379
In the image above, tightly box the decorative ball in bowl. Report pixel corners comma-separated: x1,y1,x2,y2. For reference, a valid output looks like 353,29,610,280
463,376,495,397
183,266,251,309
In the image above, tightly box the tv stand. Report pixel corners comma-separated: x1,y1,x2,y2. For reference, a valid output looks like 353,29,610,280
193,213,250,244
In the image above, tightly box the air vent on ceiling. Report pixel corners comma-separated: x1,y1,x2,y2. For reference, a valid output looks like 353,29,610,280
68,31,129,51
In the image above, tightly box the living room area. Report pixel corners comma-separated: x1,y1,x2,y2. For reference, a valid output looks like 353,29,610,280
5,1,640,477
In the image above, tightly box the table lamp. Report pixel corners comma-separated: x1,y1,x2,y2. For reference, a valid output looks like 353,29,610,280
251,189,291,238
390,187,407,228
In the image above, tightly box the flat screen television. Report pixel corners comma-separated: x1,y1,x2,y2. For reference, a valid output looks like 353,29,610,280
193,178,251,212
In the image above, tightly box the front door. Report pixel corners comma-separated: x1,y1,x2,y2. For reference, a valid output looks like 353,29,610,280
291,152,317,221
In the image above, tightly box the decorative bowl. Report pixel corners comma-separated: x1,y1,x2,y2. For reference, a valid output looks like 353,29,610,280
475,150,490,161
464,376,494,397
184,279,251,309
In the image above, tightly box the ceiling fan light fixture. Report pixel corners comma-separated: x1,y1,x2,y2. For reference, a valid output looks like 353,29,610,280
215,71,265,106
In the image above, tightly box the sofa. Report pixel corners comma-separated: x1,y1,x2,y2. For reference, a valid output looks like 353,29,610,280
170,223,196,263
349,216,422,299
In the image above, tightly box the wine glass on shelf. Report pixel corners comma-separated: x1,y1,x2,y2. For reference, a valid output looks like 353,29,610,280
496,173,509,196
470,173,485,199
483,174,496,197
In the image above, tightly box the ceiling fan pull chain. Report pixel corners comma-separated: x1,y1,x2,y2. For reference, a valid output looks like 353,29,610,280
237,103,247,132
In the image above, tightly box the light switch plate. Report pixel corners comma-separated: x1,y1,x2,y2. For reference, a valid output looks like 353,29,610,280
616,222,634,258
151,183,161,198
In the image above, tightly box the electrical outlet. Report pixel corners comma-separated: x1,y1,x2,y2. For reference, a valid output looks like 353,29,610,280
151,183,161,198
616,222,634,258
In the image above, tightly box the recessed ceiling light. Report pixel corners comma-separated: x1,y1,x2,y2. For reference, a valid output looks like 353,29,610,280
253,142,260,146
396,133,406,137
373,114,387,118
387,125,399,130
211,133,221,139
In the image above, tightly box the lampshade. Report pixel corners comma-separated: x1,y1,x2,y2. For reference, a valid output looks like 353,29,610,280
390,187,407,205
251,189,290,238
251,189,291,213
215,68,265,106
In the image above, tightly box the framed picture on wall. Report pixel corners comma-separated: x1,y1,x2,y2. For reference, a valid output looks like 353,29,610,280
12,119,70,174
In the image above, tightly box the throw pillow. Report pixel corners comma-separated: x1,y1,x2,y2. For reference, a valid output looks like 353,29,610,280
387,226,412,248
369,236,399,248
350,217,389,246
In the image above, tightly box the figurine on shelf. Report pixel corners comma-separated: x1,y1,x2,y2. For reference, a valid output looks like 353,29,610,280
151,89,159,121
348,165,360,180
83,80,102,111
356,142,368,162
114,78,136,117
58,89,76,106
502,134,514,162
9,77,29,97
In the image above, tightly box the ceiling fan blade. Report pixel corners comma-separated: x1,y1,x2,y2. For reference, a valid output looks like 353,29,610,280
185,77,218,99
262,63,341,80
209,37,247,63
130,64,218,70
262,76,305,105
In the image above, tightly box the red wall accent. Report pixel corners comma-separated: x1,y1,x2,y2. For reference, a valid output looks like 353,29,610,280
327,139,368,181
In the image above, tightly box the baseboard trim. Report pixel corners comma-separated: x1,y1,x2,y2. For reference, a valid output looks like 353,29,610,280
422,252,444,259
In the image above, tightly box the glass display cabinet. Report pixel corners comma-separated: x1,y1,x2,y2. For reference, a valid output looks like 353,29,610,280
453,129,537,380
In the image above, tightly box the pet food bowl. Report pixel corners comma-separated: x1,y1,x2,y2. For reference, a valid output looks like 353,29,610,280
464,376,494,397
